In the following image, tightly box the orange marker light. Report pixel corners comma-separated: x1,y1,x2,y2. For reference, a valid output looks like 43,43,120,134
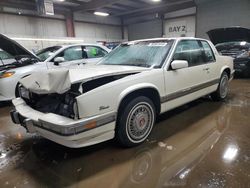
0,72,15,79
85,121,97,130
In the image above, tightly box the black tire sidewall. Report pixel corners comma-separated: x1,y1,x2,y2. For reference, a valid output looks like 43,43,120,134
116,96,156,147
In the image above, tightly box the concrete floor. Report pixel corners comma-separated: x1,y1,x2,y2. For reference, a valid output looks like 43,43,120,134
0,79,249,188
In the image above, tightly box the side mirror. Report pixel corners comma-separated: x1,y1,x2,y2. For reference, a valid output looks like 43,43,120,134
171,60,188,70
54,57,65,65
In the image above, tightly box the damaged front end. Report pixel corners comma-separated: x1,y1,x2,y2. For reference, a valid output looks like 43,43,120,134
17,84,80,119
9,67,145,147
16,71,137,120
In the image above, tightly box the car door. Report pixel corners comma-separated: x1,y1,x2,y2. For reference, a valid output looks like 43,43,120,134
163,39,210,111
200,40,221,82
51,46,87,68
83,46,108,64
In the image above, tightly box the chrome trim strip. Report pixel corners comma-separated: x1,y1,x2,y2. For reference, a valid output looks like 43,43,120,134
161,79,220,103
33,113,116,136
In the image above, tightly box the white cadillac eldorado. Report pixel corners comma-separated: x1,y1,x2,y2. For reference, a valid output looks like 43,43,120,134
10,38,234,148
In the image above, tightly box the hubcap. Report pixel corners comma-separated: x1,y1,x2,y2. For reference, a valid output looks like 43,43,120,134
126,102,154,142
220,75,229,98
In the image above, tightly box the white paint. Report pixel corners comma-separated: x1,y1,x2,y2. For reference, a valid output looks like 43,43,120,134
11,38,235,148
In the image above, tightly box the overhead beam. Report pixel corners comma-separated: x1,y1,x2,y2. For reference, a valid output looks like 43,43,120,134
117,0,195,17
120,0,148,8
73,0,123,12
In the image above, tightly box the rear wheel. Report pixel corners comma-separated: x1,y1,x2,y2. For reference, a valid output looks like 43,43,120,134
116,96,156,147
211,72,229,101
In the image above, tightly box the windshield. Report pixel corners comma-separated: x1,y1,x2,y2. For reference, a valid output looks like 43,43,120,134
36,46,62,61
99,40,174,68
0,49,14,60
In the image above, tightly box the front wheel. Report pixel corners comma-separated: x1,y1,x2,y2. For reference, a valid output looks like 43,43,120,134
211,72,229,101
116,96,156,147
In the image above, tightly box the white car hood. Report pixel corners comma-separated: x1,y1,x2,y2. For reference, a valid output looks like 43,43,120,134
20,65,149,94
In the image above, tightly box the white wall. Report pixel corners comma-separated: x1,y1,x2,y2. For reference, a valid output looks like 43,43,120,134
0,13,67,38
0,12,124,50
75,22,123,42
74,12,124,42
128,19,163,41
164,16,196,38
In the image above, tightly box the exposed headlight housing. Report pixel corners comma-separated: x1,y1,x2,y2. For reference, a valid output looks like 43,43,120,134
18,86,30,99
0,71,15,79
73,101,79,120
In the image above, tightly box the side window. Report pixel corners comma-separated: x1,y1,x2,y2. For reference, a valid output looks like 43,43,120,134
201,41,215,62
85,46,108,59
54,46,84,62
172,40,206,67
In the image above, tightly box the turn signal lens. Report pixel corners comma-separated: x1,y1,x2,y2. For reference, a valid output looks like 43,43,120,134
0,72,15,79
84,121,97,130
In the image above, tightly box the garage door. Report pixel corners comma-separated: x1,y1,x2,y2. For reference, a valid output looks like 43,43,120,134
164,16,196,38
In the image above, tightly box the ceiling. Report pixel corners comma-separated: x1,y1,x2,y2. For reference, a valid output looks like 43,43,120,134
0,0,196,19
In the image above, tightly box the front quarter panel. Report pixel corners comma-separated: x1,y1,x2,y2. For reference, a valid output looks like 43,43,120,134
76,69,165,119
0,63,46,101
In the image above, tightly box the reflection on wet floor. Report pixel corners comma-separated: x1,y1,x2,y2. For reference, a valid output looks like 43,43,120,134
0,79,249,188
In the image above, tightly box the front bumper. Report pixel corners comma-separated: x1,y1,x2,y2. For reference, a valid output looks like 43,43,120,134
11,98,116,148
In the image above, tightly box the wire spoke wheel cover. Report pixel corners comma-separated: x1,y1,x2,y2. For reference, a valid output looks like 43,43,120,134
220,74,229,98
126,102,154,142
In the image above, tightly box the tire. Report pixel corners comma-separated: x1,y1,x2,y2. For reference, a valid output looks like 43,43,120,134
211,72,229,101
116,96,156,147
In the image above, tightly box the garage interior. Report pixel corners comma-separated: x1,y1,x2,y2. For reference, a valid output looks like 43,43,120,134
0,0,250,187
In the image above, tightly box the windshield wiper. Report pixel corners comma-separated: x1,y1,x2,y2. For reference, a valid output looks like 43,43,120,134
126,63,151,67
0,57,4,66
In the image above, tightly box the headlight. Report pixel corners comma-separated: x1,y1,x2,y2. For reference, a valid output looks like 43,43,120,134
0,71,15,79
19,86,30,99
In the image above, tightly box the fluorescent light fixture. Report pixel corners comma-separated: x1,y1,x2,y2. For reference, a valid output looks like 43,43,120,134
94,11,109,16
152,0,161,2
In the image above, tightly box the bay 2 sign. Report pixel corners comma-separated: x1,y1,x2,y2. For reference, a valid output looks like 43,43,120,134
169,25,187,33
164,16,196,37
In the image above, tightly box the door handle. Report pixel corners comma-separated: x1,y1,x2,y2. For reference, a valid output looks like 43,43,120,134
203,68,210,71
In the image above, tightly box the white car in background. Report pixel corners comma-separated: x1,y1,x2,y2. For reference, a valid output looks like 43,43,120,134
11,38,234,148
0,34,110,101
36,43,110,66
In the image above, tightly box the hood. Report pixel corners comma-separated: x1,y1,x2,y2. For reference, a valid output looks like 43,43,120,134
20,65,149,94
207,27,250,45
0,34,39,60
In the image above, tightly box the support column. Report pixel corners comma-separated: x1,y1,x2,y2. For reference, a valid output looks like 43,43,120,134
65,12,75,37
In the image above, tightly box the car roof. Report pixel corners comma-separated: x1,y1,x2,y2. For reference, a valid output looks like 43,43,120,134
60,43,107,48
125,37,210,44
